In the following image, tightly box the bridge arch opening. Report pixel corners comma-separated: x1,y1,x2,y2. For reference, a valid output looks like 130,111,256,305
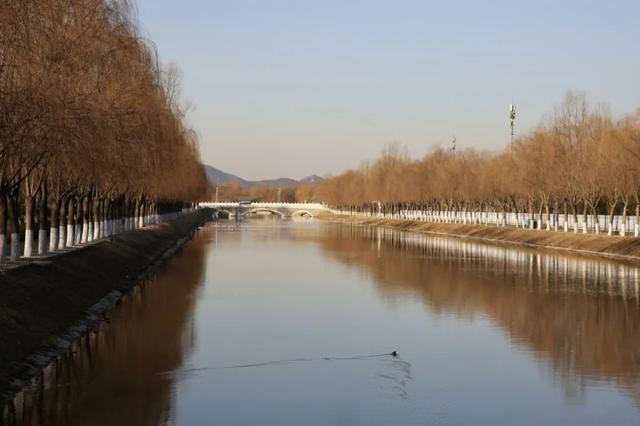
240,208,285,219
212,209,233,219
291,210,315,218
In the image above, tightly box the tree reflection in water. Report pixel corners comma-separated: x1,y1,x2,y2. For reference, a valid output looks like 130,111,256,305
315,224,640,406
1,227,212,426
3,222,640,426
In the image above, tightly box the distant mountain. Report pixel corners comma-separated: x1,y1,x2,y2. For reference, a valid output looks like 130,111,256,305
300,175,323,184
204,165,323,188
204,165,251,187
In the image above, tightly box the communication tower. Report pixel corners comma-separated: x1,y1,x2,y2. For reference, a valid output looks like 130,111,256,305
509,104,516,148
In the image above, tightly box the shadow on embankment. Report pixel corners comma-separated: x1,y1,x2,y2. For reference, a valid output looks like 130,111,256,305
313,224,640,406
1,224,212,426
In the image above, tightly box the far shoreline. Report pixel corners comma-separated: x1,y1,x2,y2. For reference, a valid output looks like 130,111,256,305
317,213,640,265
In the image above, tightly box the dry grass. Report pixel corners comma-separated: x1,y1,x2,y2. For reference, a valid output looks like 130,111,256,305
318,213,640,263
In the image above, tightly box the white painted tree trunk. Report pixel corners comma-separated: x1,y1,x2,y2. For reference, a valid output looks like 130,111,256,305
635,223,639,237
620,223,626,236
49,228,58,252
66,224,74,247
93,221,100,240
0,234,5,260
82,221,89,243
595,223,600,235
58,226,66,250
87,222,93,242
38,229,47,254
23,229,34,257
10,233,20,261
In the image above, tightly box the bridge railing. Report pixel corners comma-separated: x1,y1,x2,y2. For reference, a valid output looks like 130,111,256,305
199,202,330,209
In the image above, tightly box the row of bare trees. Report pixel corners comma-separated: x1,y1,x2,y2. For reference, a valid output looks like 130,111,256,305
0,0,209,261
307,93,640,236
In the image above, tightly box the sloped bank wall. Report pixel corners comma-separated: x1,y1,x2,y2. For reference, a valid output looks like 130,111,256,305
0,209,212,405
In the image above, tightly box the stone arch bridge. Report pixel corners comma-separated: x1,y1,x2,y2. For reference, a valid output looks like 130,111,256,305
198,202,332,218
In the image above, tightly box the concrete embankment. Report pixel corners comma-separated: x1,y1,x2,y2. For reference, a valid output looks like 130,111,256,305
319,213,640,263
0,209,212,405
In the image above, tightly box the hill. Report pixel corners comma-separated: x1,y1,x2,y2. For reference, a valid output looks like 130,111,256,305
204,165,323,188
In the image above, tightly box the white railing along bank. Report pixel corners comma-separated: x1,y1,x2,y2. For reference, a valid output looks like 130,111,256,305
335,208,640,237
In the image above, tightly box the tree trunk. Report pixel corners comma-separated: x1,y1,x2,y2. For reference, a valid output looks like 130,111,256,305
103,199,110,237
133,198,140,229
545,204,551,231
8,193,21,261
66,198,75,247
49,198,59,252
0,196,7,260
123,197,131,231
620,201,629,236
23,195,35,257
37,188,48,254
58,197,67,250
608,202,617,236
537,202,544,230
87,197,93,242
593,207,600,235
81,195,90,243
92,197,100,240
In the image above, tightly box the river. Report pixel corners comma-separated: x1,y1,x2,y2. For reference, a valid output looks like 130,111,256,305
3,219,640,425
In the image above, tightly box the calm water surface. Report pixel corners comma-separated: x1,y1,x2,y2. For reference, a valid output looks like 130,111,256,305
3,220,640,425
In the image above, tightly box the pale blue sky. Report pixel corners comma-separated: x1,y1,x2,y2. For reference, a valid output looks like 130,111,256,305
137,0,640,180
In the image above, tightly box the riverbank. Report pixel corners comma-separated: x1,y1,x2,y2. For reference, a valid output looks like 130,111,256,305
318,213,640,263
0,209,212,406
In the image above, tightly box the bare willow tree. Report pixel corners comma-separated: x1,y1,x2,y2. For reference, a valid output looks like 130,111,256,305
309,92,640,237
0,0,210,261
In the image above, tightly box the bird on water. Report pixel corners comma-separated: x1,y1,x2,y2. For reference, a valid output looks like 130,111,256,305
391,351,398,357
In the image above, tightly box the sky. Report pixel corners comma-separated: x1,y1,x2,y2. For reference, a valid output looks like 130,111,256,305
137,0,640,181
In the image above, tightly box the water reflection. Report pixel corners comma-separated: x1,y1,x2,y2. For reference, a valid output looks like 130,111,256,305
1,227,211,426
3,221,640,425
315,224,640,406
